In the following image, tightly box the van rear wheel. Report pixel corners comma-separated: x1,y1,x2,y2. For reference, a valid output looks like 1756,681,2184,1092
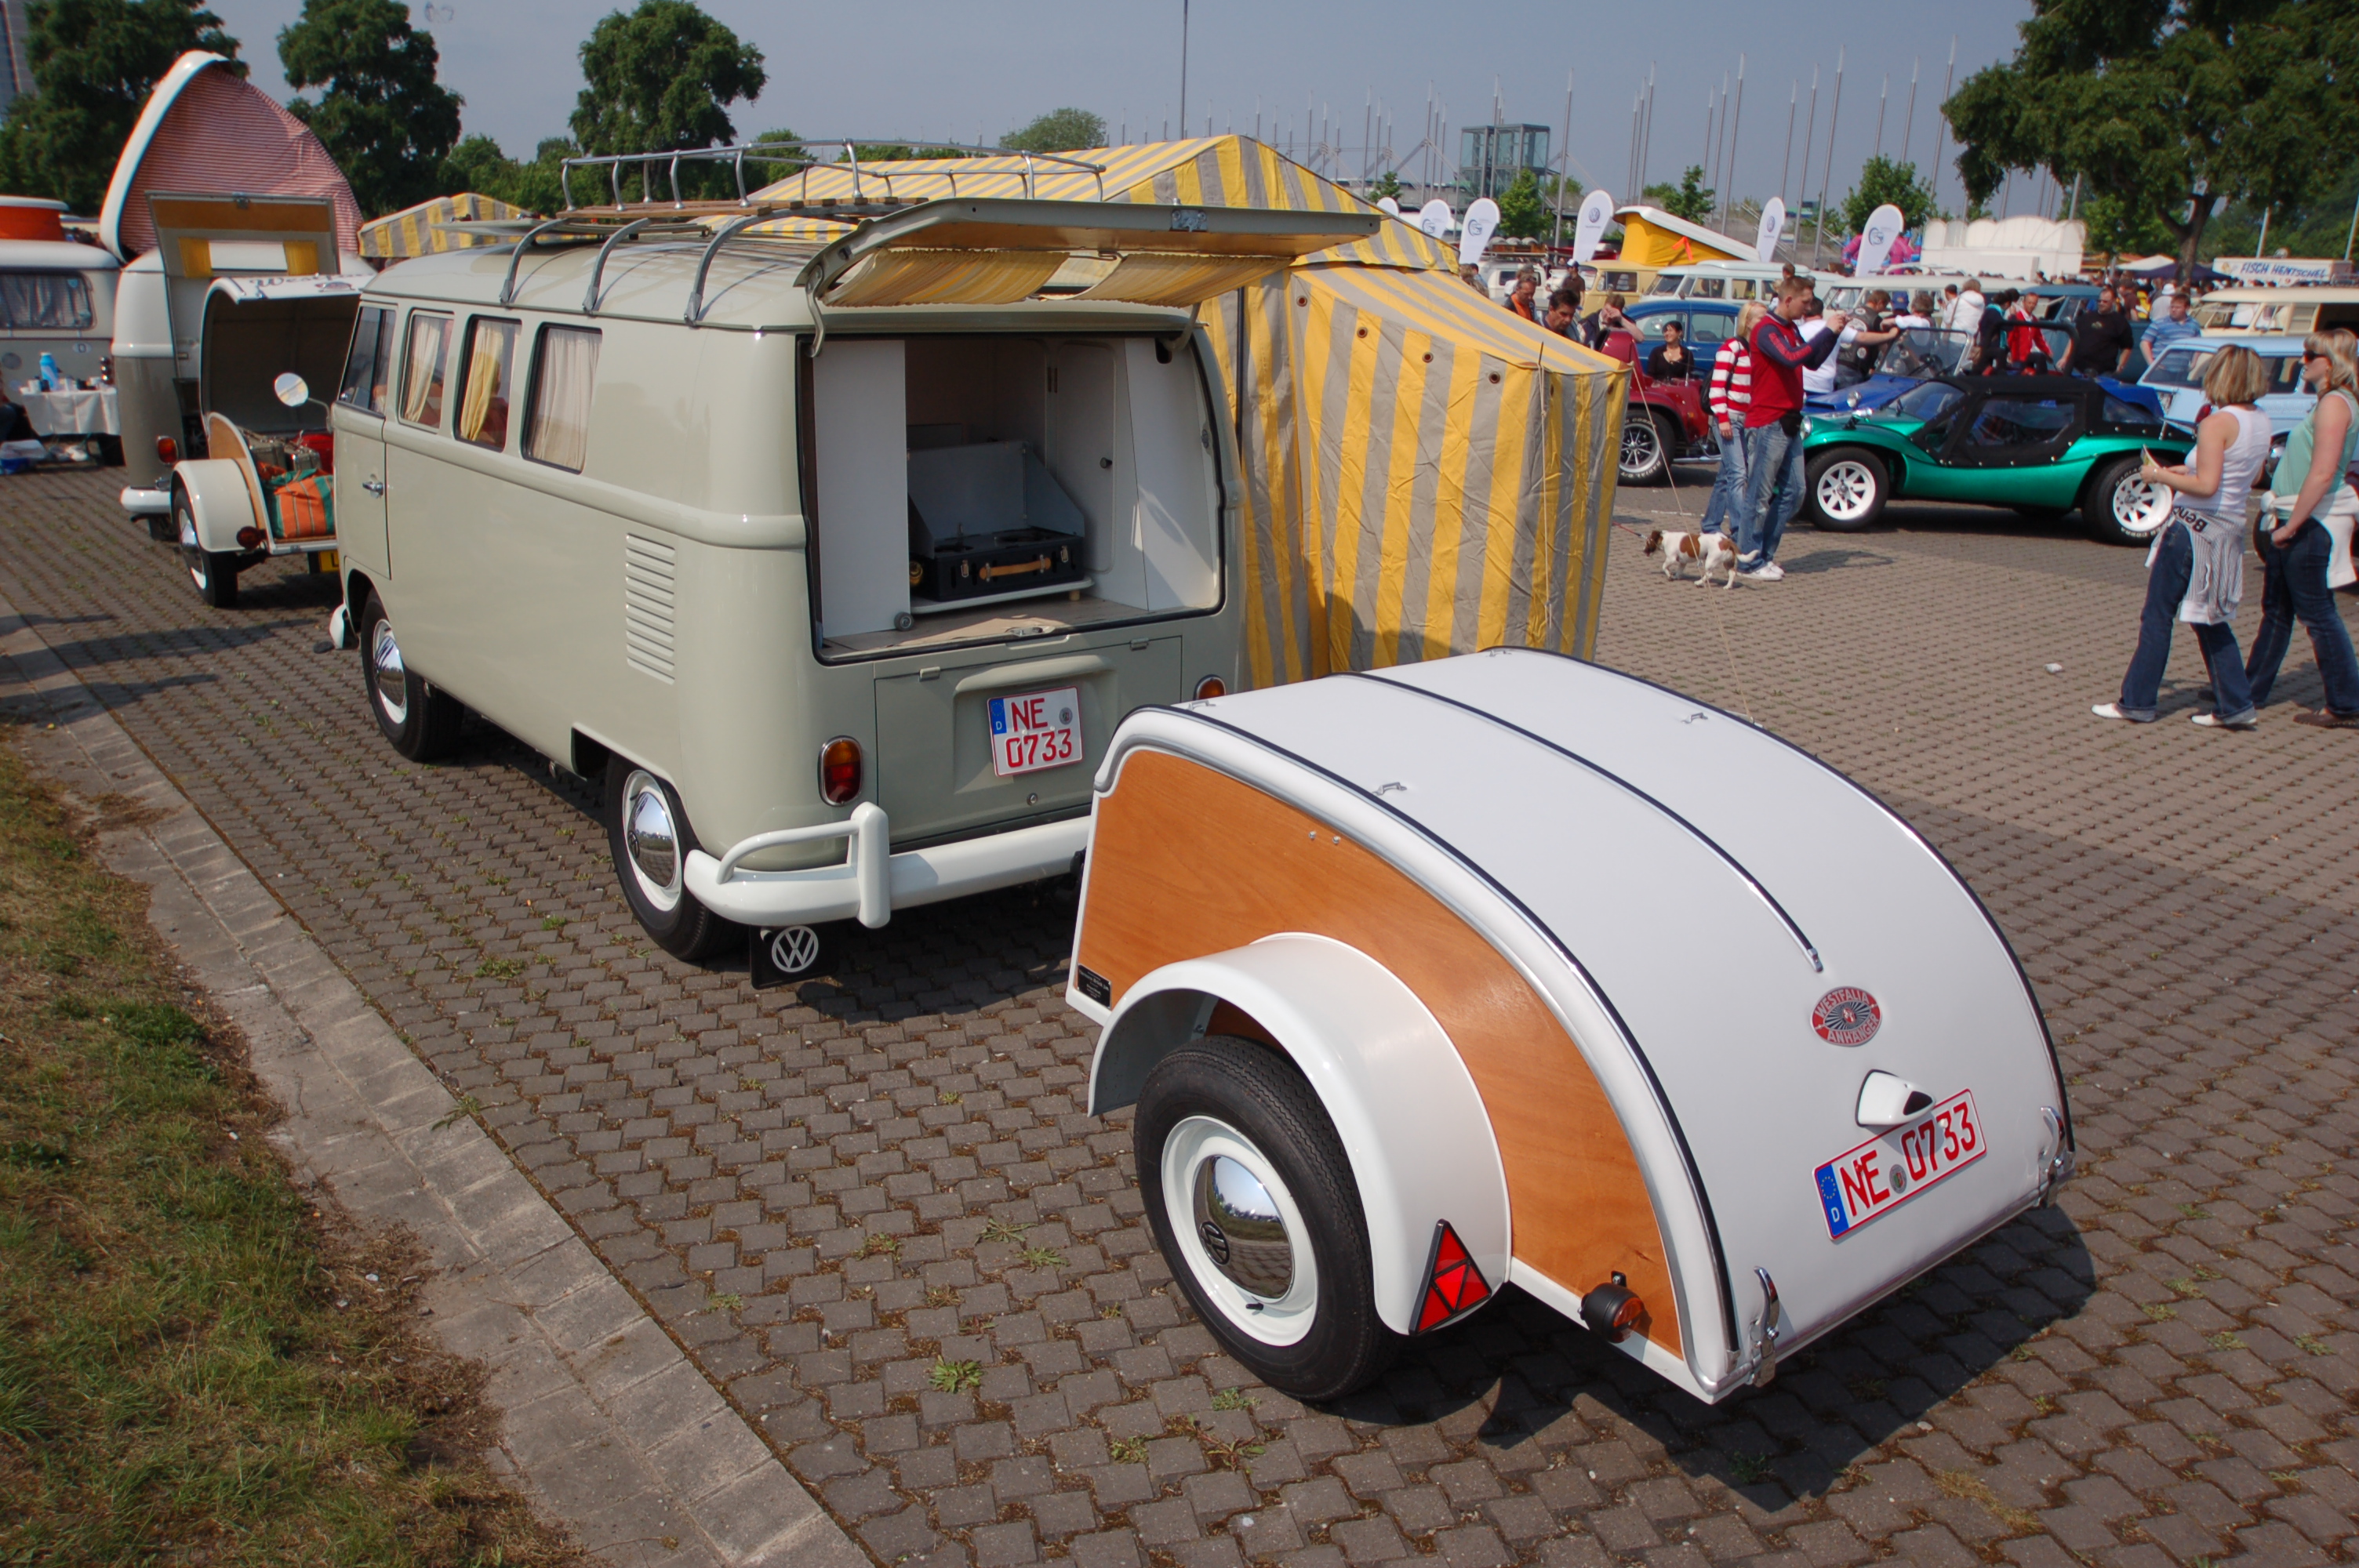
605,765,739,964
1136,1035,1398,1402
358,593,465,760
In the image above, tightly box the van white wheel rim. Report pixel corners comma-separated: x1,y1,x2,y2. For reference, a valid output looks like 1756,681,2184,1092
1621,416,1661,476
621,770,684,912
1815,459,1878,522
1161,1116,1319,1346
370,619,409,724
2112,474,2171,537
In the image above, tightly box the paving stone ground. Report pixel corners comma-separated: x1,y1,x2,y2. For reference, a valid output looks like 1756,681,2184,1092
2,464,2354,1568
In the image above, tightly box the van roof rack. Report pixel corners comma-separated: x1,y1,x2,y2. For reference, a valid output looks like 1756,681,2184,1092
558,140,1108,215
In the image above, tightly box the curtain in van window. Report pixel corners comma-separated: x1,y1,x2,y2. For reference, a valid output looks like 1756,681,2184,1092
401,314,450,426
458,319,518,448
525,325,599,471
0,273,93,331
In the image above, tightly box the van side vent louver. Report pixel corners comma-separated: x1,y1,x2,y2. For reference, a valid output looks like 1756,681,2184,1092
623,534,677,682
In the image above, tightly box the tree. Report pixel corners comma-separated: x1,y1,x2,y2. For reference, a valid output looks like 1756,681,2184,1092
0,0,240,213
1944,0,2358,280
438,132,576,212
1496,169,1548,240
1841,156,1936,234
1642,165,1714,224
1001,107,1104,153
571,0,765,199
1366,169,1402,203
279,0,461,217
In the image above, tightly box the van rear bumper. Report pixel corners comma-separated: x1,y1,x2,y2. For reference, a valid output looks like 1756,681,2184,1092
683,804,1088,930
121,485,170,517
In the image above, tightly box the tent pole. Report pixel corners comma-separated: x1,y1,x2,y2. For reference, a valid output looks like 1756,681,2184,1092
1177,0,1188,142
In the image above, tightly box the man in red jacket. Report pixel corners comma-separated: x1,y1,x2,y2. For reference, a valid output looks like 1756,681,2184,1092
1734,278,1849,580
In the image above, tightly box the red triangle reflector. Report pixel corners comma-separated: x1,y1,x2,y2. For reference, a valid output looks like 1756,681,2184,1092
1412,1221,1492,1334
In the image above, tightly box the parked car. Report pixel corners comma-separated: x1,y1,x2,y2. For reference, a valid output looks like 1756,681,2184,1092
1592,323,1711,483
1644,260,1814,302
1800,373,2188,543
1806,325,2076,416
0,196,121,456
158,273,365,604
2189,284,2359,339
2139,333,2311,439
325,192,1375,975
1065,648,2073,1401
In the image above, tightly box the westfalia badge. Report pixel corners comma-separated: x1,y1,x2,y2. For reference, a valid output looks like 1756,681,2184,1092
1812,986,1881,1045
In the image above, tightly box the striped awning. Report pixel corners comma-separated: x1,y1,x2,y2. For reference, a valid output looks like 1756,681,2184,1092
360,192,536,260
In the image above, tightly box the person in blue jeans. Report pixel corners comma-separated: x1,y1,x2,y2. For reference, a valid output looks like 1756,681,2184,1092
2095,346,2275,728
2245,330,2359,728
1699,302,1766,539
1733,281,1848,580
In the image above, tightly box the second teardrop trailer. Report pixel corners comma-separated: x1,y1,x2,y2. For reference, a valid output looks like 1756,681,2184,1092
1065,648,2073,1402
323,177,1379,973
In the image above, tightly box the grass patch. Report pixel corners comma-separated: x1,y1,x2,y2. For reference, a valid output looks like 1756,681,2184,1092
0,735,582,1565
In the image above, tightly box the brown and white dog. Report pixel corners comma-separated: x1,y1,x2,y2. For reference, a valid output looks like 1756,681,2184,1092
1642,528,1739,587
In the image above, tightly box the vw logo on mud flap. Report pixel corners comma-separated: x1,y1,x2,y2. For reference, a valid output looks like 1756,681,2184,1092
770,926,820,974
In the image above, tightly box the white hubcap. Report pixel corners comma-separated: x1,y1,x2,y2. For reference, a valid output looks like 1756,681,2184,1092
1816,459,1877,521
2112,474,2170,537
1161,1116,1319,1345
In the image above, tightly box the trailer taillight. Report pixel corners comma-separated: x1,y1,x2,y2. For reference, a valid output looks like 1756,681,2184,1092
1413,1221,1492,1332
1194,675,1227,700
818,736,863,805
155,436,178,466
235,527,264,549
1579,1272,1645,1341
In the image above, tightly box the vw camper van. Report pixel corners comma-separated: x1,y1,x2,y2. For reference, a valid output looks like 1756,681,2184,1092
328,187,1376,971
0,197,120,438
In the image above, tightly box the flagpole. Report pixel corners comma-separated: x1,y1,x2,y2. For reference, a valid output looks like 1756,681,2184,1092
1723,54,1745,234
1815,46,1844,265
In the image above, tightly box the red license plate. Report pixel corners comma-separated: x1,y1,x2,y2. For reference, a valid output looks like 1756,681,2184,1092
988,685,1081,777
1813,1089,1984,1239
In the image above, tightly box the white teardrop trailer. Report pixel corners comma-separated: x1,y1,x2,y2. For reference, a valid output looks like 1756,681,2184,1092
1064,648,2073,1402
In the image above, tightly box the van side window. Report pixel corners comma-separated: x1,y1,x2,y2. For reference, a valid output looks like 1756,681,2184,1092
523,325,600,472
456,317,520,449
0,271,93,330
399,311,453,428
337,306,394,414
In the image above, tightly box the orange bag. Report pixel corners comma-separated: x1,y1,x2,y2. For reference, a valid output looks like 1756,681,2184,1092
272,473,334,541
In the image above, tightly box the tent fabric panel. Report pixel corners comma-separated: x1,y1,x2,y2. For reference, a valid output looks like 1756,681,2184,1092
823,248,1067,306
1074,252,1285,307
112,61,362,260
1616,211,1744,269
358,192,532,259
1212,278,1310,688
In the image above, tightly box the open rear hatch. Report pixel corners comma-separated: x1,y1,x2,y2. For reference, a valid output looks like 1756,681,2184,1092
147,192,340,387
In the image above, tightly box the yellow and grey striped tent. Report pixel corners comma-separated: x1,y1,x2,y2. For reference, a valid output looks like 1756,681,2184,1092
359,191,536,260
750,136,1625,676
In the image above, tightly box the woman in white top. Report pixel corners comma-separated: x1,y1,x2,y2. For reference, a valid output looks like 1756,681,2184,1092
2095,344,2274,728
2245,328,2359,726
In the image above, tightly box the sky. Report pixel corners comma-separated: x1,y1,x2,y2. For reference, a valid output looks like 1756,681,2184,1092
209,0,2038,217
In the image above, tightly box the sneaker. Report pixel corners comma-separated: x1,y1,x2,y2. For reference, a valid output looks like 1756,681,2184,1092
1741,561,1785,581
2294,708,2359,730
2191,710,2256,730
2092,702,2155,723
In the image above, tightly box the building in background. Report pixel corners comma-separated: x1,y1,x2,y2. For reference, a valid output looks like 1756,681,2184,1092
0,0,35,117
1458,123,1549,201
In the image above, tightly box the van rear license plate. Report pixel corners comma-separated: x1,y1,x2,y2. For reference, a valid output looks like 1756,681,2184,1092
1814,1089,1983,1240
989,686,1081,777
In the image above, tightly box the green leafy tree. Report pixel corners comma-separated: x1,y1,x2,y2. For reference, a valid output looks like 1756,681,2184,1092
1841,156,1935,234
1944,0,2358,280
1641,165,1714,224
278,0,461,217
437,132,576,212
570,0,765,200
1496,169,1548,239
0,0,240,213
1001,107,1105,153
1367,168,1402,203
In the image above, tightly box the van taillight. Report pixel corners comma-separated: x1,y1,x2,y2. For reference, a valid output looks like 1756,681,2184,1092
819,737,863,805
1194,675,1227,700
155,436,178,465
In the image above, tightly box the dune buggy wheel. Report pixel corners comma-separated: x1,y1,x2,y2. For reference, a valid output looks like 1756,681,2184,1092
605,764,738,964
1806,448,1888,532
358,593,465,760
2085,455,2172,546
1619,409,1674,485
177,495,239,608
1136,1036,1398,1402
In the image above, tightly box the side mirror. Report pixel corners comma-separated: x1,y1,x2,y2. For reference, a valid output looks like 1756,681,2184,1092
273,372,310,408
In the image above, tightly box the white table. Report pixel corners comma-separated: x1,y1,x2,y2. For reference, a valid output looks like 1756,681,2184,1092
16,385,119,437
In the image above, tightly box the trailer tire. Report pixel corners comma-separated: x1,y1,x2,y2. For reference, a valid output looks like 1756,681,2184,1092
605,764,738,964
1136,1035,1399,1403
358,593,465,761
176,495,241,608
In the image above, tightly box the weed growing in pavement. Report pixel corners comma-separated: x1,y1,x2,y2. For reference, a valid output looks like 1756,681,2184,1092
540,915,567,931
2208,1331,2245,1351
925,1287,958,1308
929,1358,982,1394
2143,1302,2176,1321
1211,1388,1254,1412
938,1089,962,1104
432,1093,483,1132
980,1218,1032,1244
1935,1469,2038,1532
2297,1334,2331,1356
860,1233,902,1258
474,956,525,981
705,1293,744,1313
1018,1246,1066,1270
1728,1452,1774,1485
1109,1436,1148,1464
1100,1303,1125,1319
0,738,583,1566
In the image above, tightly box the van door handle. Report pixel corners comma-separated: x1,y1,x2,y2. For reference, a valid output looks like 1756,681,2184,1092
362,477,385,495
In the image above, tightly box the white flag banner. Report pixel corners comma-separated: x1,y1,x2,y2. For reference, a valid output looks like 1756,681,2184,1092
1857,203,1906,275
1754,197,1786,264
1458,198,1500,266
1417,198,1453,240
1572,189,1615,262
1378,196,1402,218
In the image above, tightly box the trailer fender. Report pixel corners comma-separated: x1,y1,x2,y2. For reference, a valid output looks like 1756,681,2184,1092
1090,933,1510,1336
173,459,260,554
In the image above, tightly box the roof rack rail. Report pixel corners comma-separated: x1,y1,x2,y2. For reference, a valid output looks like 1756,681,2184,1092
559,139,1107,215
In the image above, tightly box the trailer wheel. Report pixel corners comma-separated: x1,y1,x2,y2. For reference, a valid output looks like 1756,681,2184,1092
605,764,739,964
176,495,239,608
358,593,465,761
1136,1036,1398,1402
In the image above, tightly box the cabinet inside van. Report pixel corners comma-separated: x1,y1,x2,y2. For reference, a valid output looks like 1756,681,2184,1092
809,332,1221,655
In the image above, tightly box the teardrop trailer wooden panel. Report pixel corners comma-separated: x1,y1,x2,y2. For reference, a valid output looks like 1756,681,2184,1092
1066,648,2074,1402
